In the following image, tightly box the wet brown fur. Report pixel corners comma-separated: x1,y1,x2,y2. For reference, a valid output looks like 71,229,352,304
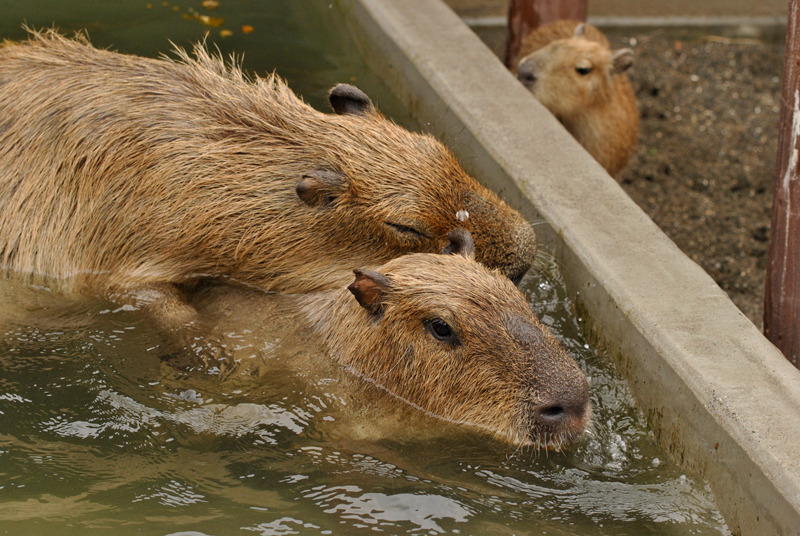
301,251,590,447
0,30,537,330
513,21,638,176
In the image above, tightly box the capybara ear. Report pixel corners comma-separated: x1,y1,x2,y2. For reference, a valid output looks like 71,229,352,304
296,170,347,207
441,228,475,259
573,23,586,38
611,48,634,74
329,84,376,116
348,269,392,315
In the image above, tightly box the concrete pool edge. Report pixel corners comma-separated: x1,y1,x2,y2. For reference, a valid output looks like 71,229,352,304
335,0,800,534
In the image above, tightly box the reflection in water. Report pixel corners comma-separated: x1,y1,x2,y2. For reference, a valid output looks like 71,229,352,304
306,488,471,533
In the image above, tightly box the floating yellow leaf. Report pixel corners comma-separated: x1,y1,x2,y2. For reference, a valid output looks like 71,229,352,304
220,29,233,37
202,0,220,8
241,25,254,34
182,12,225,27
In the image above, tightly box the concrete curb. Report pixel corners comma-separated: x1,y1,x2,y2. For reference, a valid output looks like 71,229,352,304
463,15,787,29
335,0,800,534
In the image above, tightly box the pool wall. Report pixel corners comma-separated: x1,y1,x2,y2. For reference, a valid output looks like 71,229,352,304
335,0,800,534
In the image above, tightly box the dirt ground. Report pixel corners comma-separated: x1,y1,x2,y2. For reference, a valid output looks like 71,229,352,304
609,28,784,329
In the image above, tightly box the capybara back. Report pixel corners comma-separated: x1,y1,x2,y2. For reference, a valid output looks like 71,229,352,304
0,31,538,313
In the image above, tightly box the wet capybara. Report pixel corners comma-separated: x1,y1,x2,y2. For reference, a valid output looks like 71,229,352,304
193,231,590,447
513,21,638,176
0,30,537,335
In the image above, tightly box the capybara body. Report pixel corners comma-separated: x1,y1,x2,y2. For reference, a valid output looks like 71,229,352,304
193,239,590,447
0,31,537,327
513,21,638,176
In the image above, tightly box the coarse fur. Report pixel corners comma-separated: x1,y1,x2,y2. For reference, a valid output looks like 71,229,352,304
513,20,639,176
297,247,590,447
0,30,537,334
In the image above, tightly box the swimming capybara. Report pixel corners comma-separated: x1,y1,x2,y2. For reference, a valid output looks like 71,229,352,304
0,30,538,336
512,21,638,176
193,231,590,447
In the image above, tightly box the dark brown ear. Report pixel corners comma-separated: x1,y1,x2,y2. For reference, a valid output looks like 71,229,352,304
611,48,634,74
348,269,392,315
329,84,376,116
296,170,346,207
441,228,475,259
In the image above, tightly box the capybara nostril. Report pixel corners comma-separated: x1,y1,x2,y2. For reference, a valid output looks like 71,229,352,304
538,404,567,422
517,65,536,87
536,396,589,423
525,368,590,445
527,398,590,445
516,61,538,87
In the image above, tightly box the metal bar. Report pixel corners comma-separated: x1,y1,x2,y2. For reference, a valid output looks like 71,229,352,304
765,0,800,367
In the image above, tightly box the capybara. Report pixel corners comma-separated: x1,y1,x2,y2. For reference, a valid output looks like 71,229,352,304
0,30,537,336
513,21,638,176
192,231,590,447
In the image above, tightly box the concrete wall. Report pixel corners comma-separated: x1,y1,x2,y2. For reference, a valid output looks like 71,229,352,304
336,0,800,534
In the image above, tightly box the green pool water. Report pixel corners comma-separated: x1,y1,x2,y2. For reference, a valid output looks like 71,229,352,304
0,1,729,535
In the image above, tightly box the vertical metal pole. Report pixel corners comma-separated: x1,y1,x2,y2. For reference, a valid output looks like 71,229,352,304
505,0,588,68
765,0,800,367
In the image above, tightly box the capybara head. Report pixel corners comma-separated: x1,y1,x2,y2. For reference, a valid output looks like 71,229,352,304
516,23,634,121
0,31,537,296
294,83,538,287
512,21,638,176
310,231,590,447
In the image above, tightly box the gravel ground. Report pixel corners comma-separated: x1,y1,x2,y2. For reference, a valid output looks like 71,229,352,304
611,29,784,329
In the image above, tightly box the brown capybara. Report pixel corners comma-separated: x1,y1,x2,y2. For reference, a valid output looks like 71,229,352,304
513,21,638,176
0,30,537,337
193,231,590,447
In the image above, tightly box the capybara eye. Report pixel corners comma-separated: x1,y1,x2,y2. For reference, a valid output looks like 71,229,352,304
575,66,592,76
424,318,458,344
385,222,428,239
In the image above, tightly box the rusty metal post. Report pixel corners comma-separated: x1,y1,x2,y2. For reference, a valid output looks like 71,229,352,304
765,0,800,367
505,0,588,68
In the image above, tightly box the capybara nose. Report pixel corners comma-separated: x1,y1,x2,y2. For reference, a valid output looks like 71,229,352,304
529,379,590,443
510,270,527,286
517,60,538,87
508,222,538,285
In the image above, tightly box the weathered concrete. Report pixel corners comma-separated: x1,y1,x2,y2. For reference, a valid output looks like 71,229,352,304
335,0,800,534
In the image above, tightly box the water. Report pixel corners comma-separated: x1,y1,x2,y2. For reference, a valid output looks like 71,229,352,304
0,1,728,535
0,0,414,123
